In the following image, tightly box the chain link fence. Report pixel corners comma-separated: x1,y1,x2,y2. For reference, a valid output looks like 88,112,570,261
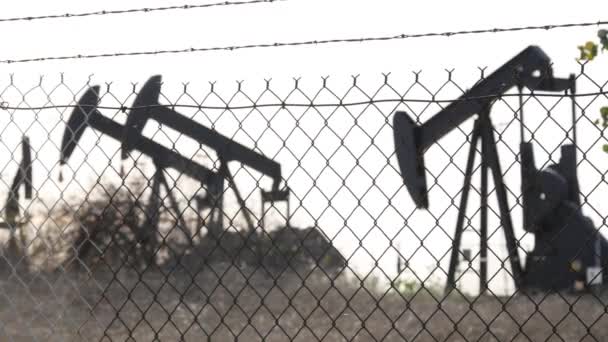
0,55,607,341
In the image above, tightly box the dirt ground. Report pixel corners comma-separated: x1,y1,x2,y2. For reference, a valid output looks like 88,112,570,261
1,261,608,342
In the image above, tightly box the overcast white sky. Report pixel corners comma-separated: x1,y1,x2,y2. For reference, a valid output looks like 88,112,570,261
0,0,605,79
0,0,607,295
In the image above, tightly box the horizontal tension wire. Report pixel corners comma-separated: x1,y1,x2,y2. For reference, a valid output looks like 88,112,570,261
0,91,605,111
0,19,606,64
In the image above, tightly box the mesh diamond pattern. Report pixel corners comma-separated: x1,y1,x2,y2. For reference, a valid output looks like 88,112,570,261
0,64,606,341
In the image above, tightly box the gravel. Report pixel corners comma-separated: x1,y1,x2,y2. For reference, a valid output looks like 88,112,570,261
1,261,607,342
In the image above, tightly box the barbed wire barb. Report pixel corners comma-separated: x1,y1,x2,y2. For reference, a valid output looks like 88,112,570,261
1,19,607,64
0,18,608,342
0,0,286,24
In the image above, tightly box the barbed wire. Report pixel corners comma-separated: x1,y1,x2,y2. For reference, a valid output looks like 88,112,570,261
1,19,606,65
0,0,285,24
0,90,605,111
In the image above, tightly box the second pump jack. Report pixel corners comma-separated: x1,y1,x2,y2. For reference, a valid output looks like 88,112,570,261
121,75,290,237
393,45,608,293
62,79,291,251
61,87,214,252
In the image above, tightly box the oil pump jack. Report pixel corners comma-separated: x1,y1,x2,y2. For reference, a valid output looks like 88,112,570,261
120,75,290,237
61,86,216,252
393,45,608,293
3,136,33,228
1,136,33,261
62,81,289,252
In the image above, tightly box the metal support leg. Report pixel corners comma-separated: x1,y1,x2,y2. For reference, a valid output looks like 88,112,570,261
479,117,489,295
446,120,481,294
199,174,225,240
141,167,163,260
481,117,523,290
159,172,193,246
212,177,225,239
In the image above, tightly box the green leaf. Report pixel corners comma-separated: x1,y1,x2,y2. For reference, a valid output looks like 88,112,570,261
601,107,608,128
599,29,608,51
578,41,599,61
603,144,608,153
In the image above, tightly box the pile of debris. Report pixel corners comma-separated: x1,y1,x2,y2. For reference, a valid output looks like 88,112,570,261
183,225,346,275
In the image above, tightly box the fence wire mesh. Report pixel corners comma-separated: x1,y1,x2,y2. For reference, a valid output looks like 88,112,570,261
0,60,607,341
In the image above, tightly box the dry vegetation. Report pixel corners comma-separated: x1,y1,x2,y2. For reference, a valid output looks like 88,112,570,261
2,264,608,341
1,182,608,341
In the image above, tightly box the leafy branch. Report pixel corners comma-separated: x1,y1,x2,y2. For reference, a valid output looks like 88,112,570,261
578,29,608,60
578,29,608,152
